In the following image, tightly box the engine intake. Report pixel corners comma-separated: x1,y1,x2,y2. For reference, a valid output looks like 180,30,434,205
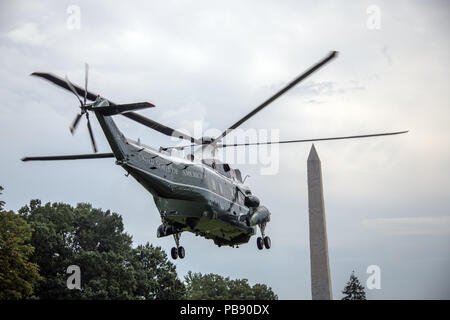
249,206,271,226
244,195,260,207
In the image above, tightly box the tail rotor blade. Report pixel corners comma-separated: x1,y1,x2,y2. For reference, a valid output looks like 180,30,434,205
86,115,97,153
84,63,89,105
70,113,83,134
65,75,83,106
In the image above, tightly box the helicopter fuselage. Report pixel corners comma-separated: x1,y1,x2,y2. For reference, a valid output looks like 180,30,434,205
94,98,266,247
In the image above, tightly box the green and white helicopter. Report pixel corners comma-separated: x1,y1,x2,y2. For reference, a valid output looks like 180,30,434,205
22,51,407,259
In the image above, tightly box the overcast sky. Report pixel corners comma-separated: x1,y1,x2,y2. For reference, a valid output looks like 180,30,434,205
1,0,449,299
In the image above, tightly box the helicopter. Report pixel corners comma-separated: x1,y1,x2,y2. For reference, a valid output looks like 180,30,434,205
22,51,407,259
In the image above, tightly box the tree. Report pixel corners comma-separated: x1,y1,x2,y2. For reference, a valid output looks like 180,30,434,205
19,200,185,299
0,209,41,299
251,283,278,300
132,243,185,299
341,271,366,300
184,271,278,300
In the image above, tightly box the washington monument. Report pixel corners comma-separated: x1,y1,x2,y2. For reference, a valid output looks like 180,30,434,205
307,144,333,300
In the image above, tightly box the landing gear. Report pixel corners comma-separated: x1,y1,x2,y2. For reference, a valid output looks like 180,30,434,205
263,236,271,249
178,246,185,259
257,237,264,250
171,247,178,259
256,223,271,250
171,232,185,260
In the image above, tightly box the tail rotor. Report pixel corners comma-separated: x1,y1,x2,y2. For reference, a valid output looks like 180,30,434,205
64,63,97,153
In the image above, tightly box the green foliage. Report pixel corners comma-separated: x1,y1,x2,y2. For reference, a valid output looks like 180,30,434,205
132,243,185,299
184,271,277,300
1,192,277,300
19,200,185,299
341,271,366,300
0,210,41,299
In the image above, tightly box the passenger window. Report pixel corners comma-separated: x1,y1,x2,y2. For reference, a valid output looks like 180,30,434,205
238,192,245,204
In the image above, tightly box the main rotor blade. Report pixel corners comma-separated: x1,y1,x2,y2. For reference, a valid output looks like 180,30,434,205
32,71,200,144
211,51,338,145
122,112,201,144
22,153,114,161
217,130,409,148
70,113,83,134
86,115,98,153
31,72,103,102
65,75,83,106
162,130,408,150
84,63,89,105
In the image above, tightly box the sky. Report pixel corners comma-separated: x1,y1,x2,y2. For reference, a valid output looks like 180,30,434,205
0,0,449,299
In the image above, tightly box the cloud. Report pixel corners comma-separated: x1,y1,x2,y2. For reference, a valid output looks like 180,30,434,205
362,216,450,236
381,46,392,65
4,22,46,45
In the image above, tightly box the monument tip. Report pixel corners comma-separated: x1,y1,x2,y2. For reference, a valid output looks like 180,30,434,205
308,144,320,162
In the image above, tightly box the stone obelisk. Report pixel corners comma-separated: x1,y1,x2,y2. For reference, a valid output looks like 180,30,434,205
307,144,332,300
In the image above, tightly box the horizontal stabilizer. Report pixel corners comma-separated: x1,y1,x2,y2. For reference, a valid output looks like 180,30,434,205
93,102,155,116
22,153,115,161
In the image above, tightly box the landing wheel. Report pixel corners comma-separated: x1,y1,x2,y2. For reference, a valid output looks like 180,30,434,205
264,236,271,249
257,237,264,250
178,246,185,259
171,247,178,260
171,232,185,260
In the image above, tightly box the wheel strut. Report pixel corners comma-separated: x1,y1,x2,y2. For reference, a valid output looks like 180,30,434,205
171,232,185,259
257,223,271,250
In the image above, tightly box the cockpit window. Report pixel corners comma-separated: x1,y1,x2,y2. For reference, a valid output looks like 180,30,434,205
234,169,243,183
202,159,232,178
237,190,245,204
202,159,215,168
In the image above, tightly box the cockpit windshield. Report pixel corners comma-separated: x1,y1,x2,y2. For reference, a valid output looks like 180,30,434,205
234,169,243,183
202,159,242,182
